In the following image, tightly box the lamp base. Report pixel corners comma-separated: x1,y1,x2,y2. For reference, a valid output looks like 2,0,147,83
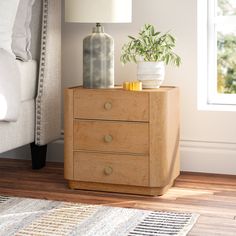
83,24,114,88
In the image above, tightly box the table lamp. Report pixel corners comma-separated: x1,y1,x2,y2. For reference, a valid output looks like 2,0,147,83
65,0,132,88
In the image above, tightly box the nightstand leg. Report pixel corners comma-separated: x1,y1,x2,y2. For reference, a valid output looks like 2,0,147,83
30,143,47,169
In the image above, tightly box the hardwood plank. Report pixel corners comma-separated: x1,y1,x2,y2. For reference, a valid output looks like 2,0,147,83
0,158,236,235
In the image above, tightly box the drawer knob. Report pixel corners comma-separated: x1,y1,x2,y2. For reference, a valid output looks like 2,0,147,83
104,166,113,175
104,102,112,110
104,134,113,143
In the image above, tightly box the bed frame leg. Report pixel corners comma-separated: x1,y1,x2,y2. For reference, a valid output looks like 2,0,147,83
30,143,47,169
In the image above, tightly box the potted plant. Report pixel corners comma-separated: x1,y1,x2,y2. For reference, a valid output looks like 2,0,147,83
120,24,181,88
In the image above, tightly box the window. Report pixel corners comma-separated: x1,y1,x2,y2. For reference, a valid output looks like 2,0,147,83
198,0,236,109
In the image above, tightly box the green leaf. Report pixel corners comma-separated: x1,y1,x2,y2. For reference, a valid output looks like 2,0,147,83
151,25,155,36
128,36,136,40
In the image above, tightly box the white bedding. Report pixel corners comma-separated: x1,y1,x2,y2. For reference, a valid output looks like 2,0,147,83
17,59,37,102
0,51,37,122
0,49,20,121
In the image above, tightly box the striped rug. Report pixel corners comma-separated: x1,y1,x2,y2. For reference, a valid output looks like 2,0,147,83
0,195,199,236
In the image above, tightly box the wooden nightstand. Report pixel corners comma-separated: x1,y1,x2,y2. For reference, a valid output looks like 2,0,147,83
64,86,180,196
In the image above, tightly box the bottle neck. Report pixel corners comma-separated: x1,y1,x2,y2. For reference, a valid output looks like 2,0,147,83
92,23,104,33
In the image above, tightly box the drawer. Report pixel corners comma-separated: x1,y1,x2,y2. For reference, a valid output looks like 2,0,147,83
73,88,149,122
74,120,149,154
74,152,149,186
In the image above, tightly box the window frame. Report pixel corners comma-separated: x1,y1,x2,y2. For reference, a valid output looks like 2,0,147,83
198,0,236,110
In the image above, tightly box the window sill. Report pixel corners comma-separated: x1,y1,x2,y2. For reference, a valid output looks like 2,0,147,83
198,103,236,112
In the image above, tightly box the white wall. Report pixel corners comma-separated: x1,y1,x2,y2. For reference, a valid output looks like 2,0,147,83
3,0,236,174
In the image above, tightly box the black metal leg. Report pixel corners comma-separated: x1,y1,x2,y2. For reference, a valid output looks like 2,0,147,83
30,142,47,169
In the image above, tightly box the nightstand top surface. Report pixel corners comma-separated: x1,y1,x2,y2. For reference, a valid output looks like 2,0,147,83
67,86,178,93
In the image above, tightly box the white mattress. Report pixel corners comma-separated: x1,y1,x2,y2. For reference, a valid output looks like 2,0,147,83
16,59,38,102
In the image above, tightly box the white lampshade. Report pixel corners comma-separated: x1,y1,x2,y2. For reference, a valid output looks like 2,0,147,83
65,0,132,23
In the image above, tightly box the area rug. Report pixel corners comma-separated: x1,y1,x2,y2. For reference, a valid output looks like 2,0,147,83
0,195,199,236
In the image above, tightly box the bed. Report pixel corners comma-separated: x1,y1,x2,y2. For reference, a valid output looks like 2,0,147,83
0,0,61,169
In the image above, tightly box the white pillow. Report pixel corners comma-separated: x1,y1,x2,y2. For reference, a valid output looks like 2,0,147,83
12,0,35,61
0,0,20,56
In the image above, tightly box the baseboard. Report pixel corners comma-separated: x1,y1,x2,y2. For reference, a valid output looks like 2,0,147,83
47,139,64,162
1,145,31,160
2,139,236,175
0,140,64,163
180,140,236,175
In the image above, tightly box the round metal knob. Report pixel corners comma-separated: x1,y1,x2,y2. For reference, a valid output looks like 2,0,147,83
104,166,113,175
104,102,112,110
104,134,113,143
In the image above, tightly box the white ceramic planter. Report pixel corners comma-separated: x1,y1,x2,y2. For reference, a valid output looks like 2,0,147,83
137,61,165,88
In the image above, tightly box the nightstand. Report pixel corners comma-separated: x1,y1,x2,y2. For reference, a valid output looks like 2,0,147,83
64,86,180,195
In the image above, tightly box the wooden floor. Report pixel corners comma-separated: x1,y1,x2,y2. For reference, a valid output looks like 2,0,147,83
0,159,236,235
